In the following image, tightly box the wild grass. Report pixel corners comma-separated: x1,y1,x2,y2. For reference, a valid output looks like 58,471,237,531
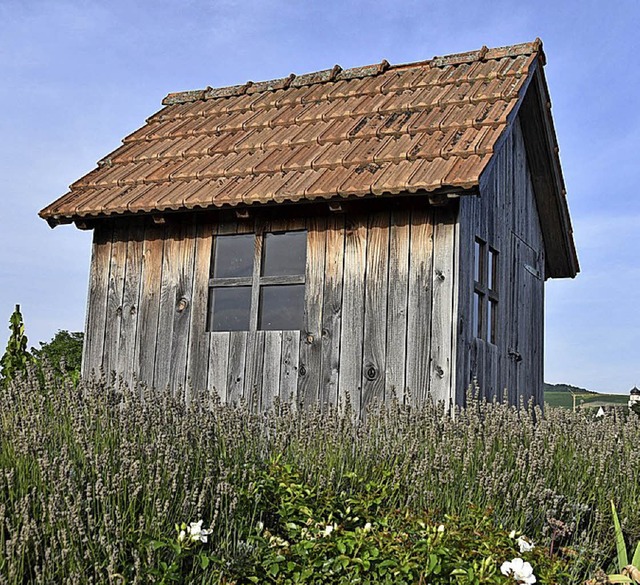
1,367,639,583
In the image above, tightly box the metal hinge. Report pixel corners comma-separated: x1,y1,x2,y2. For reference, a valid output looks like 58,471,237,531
524,264,542,280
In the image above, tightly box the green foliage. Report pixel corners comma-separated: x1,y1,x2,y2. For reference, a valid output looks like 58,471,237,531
233,459,572,584
32,329,83,382
605,501,640,584
0,304,34,386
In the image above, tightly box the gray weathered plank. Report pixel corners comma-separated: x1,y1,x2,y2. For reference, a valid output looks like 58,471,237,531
262,331,283,411
186,220,215,394
82,224,113,378
280,330,300,405
243,330,265,410
299,217,326,407
319,215,345,407
338,215,367,414
226,331,248,405
153,222,183,392
102,223,129,379
135,224,165,390
208,332,230,402
361,211,390,411
384,210,410,403
169,219,198,397
117,225,144,389
429,207,456,407
405,208,434,404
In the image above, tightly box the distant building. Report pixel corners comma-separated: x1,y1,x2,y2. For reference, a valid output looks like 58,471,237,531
629,387,640,410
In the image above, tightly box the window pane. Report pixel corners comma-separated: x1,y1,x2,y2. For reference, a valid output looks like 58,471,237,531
212,234,255,278
488,299,497,344
259,284,305,330
473,291,483,339
209,287,251,331
262,231,307,277
488,248,498,291
474,238,484,283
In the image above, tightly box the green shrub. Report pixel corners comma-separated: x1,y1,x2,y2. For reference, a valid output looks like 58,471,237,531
31,329,84,383
0,304,34,386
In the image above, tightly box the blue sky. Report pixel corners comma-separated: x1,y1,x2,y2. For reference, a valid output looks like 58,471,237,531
1,0,638,393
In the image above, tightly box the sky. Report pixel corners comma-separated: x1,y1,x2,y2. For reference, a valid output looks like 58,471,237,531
0,0,639,394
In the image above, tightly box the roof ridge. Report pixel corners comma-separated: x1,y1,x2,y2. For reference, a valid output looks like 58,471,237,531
162,39,543,107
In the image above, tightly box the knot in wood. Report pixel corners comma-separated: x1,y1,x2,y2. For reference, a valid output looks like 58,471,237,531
436,269,445,281
305,334,314,344
365,366,377,381
299,365,307,377
176,297,189,312
434,365,444,378
130,306,136,315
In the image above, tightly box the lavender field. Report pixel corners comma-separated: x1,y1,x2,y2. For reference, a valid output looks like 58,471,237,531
1,368,639,583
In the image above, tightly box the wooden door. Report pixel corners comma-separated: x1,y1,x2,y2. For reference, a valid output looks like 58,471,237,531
508,233,544,404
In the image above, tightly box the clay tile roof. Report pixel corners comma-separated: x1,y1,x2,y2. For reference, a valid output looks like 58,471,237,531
41,39,546,225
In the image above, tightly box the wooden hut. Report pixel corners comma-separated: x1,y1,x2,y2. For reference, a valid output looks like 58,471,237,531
40,39,578,411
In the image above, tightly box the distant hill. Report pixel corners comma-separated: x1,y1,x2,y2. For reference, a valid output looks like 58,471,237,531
543,382,597,395
544,383,629,409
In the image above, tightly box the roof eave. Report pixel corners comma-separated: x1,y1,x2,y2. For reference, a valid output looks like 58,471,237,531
518,61,579,279
479,56,579,280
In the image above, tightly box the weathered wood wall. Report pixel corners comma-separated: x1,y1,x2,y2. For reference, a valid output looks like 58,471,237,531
82,203,459,411
456,117,546,405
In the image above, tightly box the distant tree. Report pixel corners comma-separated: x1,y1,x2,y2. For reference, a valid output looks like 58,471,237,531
32,330,84,381
0,304,35,386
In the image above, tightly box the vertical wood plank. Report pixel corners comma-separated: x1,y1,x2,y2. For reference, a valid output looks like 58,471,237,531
454,199,475,406
208,332,230,402
153,222,183,392
117,225,144,389
82,225,113,378
280,330,300,404
169,219,198,397
429,207,457,407
227,331,248,405
186,220,215,394
405,208,434,405
102,223,129,379
262,331,283,411
319,215,345,407
384,210,410,403
299,217,326,407
361,211,390,411
243,330,265,410
135,224,165,390
338,215,367,414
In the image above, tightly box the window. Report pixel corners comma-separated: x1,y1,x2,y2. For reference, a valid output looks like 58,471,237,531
207,230,307,331
473,237,499,344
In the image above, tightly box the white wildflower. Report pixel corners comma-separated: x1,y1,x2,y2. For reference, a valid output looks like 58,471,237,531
437,524,445,533
256,521,264,532
509,530,517,539
501,558,536,584
322,523,337,537
177,530,186,542
187,520,213,543
516,535,534,553
363,522,372,532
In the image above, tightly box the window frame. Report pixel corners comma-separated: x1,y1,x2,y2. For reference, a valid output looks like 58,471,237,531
207,228,307,332
473,237,499,344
